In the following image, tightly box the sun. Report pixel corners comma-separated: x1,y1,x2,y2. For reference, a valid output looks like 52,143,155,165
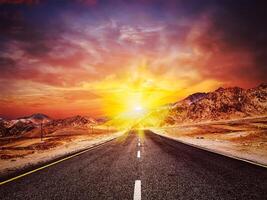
90,61,179,128
134,105,143,112
122,102,147,119
131,104,146,117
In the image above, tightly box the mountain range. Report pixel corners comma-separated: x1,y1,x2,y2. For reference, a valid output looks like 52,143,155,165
0,114,97,137
0,83,266,137
166,83,267,124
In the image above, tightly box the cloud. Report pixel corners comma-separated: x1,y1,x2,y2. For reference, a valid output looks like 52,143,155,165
0,0,267,118
182,5,267,87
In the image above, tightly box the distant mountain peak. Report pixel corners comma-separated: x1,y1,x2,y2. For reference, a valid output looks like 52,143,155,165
16,113,51,125
0,114,99,137
19,113,51,120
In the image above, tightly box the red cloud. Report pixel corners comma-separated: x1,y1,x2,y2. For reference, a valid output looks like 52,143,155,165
1,2,266,119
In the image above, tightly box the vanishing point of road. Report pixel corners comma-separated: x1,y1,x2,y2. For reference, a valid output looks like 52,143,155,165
0,130,266,200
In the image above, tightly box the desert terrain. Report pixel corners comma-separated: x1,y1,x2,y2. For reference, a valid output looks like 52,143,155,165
1,84,266,178
0,121,121,176
152,116,267,166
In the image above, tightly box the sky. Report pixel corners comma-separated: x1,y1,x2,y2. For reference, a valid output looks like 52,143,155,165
0,0,266,119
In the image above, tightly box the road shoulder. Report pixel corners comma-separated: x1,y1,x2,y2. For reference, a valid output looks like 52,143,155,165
149,128,267,168
0,131,124,181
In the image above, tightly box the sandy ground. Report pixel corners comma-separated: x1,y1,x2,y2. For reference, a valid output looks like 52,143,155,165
150,116,267,166
1,117,266,177
0,127,124,177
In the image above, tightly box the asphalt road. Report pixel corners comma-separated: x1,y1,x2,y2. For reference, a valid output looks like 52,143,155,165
0,130,267,200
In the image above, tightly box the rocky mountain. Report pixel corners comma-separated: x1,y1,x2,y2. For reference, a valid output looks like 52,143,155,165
0,114,98,137
167,84,267,124
17,113,51,125
183,92,207,105
0,113,50,137
42,115,97,134
45,115,96,128
0,120,7,137
7,121,35,137
0,119,35,137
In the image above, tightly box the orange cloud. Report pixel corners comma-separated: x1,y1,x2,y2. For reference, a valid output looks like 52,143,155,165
0,1,266,119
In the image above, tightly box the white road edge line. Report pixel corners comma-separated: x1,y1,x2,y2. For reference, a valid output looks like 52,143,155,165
134,180,141,200
137,150,141,158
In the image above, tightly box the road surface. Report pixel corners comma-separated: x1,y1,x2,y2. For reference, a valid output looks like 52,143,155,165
0,130,266,199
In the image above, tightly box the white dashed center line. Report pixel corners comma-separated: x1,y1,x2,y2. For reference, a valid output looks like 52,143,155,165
134,180,141,200
135,138,142,199
137,150,141,158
